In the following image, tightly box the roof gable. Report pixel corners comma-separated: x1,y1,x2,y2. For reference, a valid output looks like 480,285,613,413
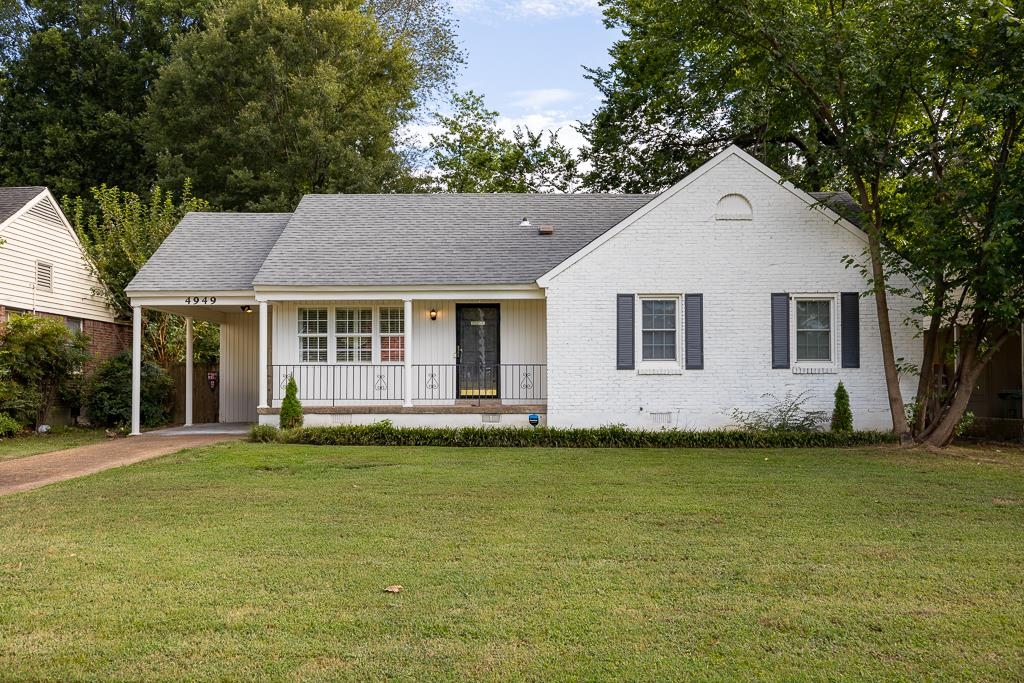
0,187,46,230
536,146,867,287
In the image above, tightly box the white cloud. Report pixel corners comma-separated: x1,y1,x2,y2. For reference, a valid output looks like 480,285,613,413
510,88,578,111
496,113,587,152
453,0,600,19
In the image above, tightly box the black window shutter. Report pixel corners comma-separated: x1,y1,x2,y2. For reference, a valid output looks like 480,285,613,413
684,293,703,369
771,293,790,369
616,294,635,370
841,292,860,368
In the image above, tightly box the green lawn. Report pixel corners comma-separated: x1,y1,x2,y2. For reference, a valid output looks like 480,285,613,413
0,427,108,462
0,444,1022,681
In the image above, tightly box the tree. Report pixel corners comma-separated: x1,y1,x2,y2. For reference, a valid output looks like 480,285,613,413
429,91,580,193
66,184,219,365
145,0,417,211
583,0,1024,443
877,6,1024,446
0,0,205,197
0,313,89,425
366,0,464,107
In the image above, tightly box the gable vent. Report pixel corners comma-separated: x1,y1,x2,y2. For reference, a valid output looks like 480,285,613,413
537,224,555,235
35,262,53,291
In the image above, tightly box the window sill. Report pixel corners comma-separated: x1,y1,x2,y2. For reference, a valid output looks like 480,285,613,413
792,365,837,375
637,365,683,375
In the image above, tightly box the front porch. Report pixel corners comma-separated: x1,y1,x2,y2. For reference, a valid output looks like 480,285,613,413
127,290,549,432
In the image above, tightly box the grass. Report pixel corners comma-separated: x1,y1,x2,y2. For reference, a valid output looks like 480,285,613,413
0,443,1022,680
0,427,108,462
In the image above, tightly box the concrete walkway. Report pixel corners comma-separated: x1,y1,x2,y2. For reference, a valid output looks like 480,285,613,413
0,432,242,497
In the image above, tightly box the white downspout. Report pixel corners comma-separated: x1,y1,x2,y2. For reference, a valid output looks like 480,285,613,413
403,298,413,407
131,306,142,435
184,316,194,426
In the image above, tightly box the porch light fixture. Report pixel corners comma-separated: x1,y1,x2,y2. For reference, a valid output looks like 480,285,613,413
240,305,252,313
429,308,438,320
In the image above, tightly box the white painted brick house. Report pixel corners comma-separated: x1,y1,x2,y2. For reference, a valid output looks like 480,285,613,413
126,146,919,432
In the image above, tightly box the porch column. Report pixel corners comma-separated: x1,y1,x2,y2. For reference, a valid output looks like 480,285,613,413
130,305,142,436
403,297,413,407
258,301,269,409
184,316,194,426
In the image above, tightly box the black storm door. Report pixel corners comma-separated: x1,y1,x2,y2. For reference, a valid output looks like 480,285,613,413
456,304,500,398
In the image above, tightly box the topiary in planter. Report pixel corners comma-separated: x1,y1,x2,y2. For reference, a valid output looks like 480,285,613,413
279,376,303,429
831,381,854,432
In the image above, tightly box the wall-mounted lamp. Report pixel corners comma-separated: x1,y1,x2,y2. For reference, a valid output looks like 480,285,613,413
241,305,253,313
429,308,438,321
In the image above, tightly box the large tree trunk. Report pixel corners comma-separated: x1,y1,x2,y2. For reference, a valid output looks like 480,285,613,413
855,179,910,440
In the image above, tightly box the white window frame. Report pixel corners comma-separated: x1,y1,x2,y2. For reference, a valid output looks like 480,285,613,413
636,295,683,373
297,307,329,363
335,307,373,363
791,293,839,371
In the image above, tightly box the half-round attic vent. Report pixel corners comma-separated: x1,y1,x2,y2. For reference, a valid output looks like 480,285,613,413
715,193,753,220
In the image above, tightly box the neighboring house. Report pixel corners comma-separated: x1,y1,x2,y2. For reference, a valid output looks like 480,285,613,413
0,187,129,360
126,146,937,433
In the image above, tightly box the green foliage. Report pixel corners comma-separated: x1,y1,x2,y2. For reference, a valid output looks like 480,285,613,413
249,424,279,443
278,377,303,430
0,313,89,425
831,382,854,433
429,91,579,193
0,0,205,197
730,391,829,433
67,183,209,319
83,352,174,428
0,413,22,437
66,183,218,365
254,421,895,448
146,0,417,211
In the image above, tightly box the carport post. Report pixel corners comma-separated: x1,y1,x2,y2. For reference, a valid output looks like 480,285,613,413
185,316,193,426
131,306,142,436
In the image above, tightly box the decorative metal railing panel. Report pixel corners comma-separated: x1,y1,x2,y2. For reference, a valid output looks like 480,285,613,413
270,364,546,403
271,364,404,403
414,364,546,401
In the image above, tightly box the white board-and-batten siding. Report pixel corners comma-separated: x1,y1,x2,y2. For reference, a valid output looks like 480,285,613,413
542,151,919,430
0,193,115,322
219,312,259,422
267,299,546,406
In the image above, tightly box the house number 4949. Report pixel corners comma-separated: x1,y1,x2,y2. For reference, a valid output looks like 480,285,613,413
185,296,217,304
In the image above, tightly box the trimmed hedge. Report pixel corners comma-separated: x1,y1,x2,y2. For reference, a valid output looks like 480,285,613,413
250,422,898,449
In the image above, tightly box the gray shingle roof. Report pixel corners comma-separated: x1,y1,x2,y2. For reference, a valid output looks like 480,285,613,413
808,191,863,227
0,187,46,225
253,193,654,287
127,213,291,292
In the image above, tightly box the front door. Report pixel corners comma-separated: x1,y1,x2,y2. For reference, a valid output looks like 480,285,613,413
456,304,500,398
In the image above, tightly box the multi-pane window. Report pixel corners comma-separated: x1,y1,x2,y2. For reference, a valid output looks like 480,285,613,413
642,299,677,361
796,299,831,361
298,308,328,362
379,307,405,362
336,308,372,362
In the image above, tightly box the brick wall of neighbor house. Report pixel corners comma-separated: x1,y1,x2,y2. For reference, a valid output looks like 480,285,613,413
543,152,920,430
82,318,131,362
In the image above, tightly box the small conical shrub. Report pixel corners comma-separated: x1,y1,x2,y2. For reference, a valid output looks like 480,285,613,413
831,381,853,432
279,376,303,429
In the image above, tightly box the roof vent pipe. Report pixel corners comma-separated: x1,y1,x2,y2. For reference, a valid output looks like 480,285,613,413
519,217,531,227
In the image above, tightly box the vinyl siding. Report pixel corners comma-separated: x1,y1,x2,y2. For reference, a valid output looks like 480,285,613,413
0,194,115,322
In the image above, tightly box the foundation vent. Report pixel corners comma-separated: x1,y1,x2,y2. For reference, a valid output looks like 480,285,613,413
481,414,501,424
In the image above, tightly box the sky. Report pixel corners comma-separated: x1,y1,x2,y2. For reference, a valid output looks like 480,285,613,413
416,0,622,152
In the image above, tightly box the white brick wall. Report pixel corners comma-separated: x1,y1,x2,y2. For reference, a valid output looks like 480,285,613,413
543,151,919,430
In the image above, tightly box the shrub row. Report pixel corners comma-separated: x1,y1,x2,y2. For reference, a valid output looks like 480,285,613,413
249,422,898,449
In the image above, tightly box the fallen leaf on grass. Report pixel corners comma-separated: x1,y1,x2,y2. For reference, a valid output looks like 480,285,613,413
384,585,403,593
